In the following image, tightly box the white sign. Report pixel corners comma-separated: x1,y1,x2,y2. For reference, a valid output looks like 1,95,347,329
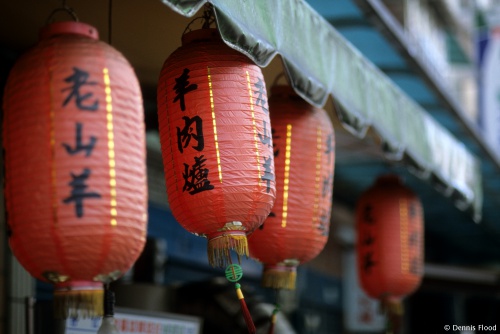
65,307,201,334
342,249,386,332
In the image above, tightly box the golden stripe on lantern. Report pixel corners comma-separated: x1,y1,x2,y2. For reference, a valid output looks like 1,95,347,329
281,123,292,228
246,70,262,187
49,69,69,279
207,67,223,183
400,198,409,273
103,68,118,226
49,70,59,228
313,127,322,229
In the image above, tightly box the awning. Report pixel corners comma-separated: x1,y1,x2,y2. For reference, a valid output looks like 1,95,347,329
161,0,482,221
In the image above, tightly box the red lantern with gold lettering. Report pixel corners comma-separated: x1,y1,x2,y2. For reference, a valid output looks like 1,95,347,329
356,175,424,326
248,85,335,290
157,28,276,268
3,21,147,318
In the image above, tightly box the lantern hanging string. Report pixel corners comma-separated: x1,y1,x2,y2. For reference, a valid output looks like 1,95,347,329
182,3,216,36
97,283,120,334
46,0,79,24
225,263,256,334
267,289,280,334
108,0,113,45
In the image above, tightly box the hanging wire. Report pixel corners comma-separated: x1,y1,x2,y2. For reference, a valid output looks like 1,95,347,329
182,3,216,35
108,0,113,44
267,289,281,334
46,0,79,24
201,5,216,29
224,263,256,334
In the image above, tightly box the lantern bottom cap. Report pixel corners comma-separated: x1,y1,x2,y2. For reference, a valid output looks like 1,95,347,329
207,231,249,268
53,282,104,319
262,265,298,290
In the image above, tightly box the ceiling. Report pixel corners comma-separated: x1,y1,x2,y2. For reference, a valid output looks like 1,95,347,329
2,0,500,268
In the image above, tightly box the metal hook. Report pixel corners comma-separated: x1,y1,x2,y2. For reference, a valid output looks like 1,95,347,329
182,3,216,35
46,4,79,24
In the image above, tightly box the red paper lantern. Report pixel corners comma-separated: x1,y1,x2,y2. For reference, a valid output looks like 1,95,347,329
248,86,335,289
157,28,276,267
3,21,147,318
356,175,424,309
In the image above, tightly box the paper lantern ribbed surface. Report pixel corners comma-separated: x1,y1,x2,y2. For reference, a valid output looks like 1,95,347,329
157,28,276,267
356,175,424,302
3,22,147,317
248,86,335,289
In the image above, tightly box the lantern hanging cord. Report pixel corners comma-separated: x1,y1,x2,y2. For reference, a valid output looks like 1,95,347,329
103,283,115,317
267,302,280,334
108,0,113,44
46,0,79,24
182,3,216,35
381,157,404,175
224,264,256,334
267,288,280,334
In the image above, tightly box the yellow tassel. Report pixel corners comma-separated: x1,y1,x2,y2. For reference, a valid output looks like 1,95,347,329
383,298,404,316
267,303,280,334
382,298,404,334
271,312,277,324
54,286,104,319
208,234,248,268
236,286,244,300
262,267,297,290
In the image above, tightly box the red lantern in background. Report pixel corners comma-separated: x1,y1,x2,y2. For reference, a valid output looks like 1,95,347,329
248,85,335,290
157,28,276,268
3,22,147,318
356,175,424,327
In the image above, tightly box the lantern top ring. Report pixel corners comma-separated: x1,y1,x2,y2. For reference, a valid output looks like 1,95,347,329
40,21,99,41
265,264,298,273
210,230,246,239
54,281,103,291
